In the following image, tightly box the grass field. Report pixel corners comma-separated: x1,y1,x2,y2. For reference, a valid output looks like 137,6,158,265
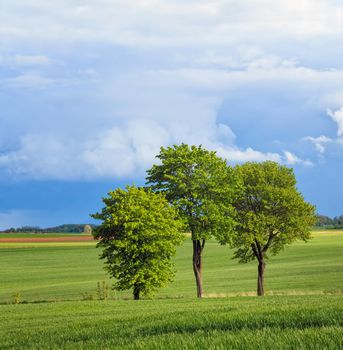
0,231,342,302
0,231,342,349
0,296,342,349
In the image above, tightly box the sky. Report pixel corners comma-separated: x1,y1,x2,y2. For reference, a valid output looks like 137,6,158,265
1,0,343,229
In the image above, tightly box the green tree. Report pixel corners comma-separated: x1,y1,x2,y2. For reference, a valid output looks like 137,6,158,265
91,186,185,300
231,161,316,296
146,144,240,298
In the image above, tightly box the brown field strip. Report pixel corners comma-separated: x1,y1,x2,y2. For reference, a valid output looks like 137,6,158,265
0,236,94,243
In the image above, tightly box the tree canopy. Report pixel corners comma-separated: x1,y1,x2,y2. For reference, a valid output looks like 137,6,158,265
231,161,316,295
91,186,185,300
83,224,92,235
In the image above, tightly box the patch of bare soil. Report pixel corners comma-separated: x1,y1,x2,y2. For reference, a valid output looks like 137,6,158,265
0,236,94,243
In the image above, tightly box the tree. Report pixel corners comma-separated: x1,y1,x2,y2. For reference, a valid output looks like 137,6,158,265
146,144,240,298
91,186,185,300
315,214,334,228
231,161,316,296
83,224,92,235
333,215,343,228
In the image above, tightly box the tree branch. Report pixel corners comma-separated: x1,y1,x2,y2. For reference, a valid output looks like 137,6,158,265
263,232,275,253
251,243,260,260
254,239,263,261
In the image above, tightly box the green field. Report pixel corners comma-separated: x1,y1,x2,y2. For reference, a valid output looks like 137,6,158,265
0,231,342,302
0,296,342,349
0,231,342,349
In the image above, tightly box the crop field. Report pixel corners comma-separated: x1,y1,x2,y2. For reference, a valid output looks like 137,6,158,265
0,231,342,302
0,233,89,238
0,231,342,349
0,296,341,349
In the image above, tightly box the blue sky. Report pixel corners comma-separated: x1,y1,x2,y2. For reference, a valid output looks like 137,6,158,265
1,0,343,228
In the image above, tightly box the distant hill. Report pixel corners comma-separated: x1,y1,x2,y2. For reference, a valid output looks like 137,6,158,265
0,224,97,234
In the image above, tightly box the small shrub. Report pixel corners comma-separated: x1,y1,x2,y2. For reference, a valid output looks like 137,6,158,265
12,292,22,304
82,292,95,301
96,281,109,300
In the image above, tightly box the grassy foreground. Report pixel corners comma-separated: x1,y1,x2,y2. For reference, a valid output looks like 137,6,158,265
0,296,342,349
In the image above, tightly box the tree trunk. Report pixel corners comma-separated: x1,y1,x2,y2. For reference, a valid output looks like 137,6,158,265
133,285,140,300
257,260,265,296
193,239,203,298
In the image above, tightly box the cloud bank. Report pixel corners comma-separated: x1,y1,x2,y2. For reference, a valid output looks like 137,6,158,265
0,0,343,180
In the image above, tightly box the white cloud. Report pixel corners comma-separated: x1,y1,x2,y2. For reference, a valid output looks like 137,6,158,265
145,65,343,93
217,146,281,163
1,0,342,48
216,147,311,167
303,135,332,154
0,134,76,179
328,107,343,137
0,123,311,180
216,123,236,144
0,122,172,180
82,120,171,178
1,50,340,179
283,151,312,167
304,107,343,155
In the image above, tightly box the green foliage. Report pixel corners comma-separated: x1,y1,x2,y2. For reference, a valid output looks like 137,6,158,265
91,186,185,298
146,143,240,242
231,161,316,263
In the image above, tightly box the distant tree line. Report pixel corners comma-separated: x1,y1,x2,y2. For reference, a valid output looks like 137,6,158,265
315,215,343,229
2,216,339,233
0,224,97,233
2,216,338,233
